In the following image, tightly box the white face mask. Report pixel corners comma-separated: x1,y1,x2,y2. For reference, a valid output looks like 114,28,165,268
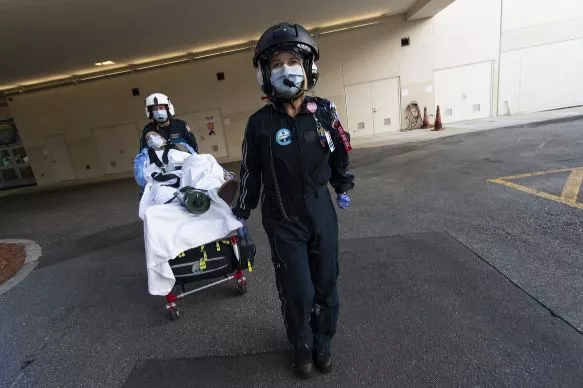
270,64,305,97
146,134,165,149
152,109,168,122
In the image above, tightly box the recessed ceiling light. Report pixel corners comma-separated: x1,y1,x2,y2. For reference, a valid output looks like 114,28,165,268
94,60,116,66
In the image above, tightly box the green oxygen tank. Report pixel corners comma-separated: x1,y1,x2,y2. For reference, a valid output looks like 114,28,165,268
179,186,211,214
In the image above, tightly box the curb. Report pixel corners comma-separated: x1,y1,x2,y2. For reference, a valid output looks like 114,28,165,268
487,114,583,130
351,114,583,151
0,239,42,296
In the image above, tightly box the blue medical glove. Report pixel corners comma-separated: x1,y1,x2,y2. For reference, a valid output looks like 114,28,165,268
133,149,150,188
237,218,248,238
337,193,350,209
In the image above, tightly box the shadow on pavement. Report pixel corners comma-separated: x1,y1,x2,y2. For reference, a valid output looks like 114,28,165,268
123,232,583,387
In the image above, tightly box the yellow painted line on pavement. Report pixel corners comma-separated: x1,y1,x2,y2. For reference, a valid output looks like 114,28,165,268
493,167,576,181
488,168,583,210
560,168,583,202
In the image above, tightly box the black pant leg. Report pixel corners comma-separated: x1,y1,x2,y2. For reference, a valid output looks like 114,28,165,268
307,191,340,352
263,216,315,349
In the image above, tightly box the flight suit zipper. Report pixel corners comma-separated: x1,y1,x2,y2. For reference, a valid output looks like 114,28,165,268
293,121,309,216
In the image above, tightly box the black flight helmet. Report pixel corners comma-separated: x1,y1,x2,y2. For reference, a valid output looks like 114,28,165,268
253,22,320,96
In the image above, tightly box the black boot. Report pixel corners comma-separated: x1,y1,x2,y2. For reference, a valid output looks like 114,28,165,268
292,345,313,379
314,351,332,373
311,304,334,373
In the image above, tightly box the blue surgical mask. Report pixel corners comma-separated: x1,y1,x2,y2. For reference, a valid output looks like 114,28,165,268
270,64,305,97
147,134,165,149
152,109,168,122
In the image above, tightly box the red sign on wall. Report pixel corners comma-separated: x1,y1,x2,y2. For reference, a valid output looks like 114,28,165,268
205,116,216,136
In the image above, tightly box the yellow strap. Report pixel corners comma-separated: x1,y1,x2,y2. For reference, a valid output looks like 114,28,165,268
248,260,253,272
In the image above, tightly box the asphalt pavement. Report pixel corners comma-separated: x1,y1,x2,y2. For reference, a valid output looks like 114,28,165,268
1,118,583,387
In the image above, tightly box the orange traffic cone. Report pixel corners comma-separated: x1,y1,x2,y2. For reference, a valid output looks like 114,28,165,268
421,106,431,129
432,105,444,131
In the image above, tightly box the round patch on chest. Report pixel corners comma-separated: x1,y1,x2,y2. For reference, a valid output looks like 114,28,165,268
307,102,318,113
275,128,292,146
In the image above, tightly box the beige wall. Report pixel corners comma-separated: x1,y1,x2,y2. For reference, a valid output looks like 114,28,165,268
8,52,264,185
502,0,583,31
433,0,501,70
432,0,501,118
317,15,437,133
498,0,583,114
9,0,580,187
10,13,454,186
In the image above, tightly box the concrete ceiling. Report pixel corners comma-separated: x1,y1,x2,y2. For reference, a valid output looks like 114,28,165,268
0,0,452,89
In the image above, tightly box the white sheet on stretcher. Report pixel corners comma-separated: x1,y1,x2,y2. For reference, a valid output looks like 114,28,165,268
139,153,242,296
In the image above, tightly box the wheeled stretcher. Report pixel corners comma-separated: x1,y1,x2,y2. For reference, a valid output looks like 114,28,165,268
164,233,255,320
135,149,254,320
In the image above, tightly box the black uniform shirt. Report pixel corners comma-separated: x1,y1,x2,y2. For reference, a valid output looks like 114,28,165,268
234,96,354,220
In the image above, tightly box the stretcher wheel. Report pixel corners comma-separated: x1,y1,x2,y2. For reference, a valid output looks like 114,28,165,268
168,307,180,320
237,278,247,295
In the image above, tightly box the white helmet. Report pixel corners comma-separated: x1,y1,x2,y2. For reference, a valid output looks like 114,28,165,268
144,93,175,119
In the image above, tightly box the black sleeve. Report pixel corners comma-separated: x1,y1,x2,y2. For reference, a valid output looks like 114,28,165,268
327,106,355,194
184,130,199,153
233,118,262,219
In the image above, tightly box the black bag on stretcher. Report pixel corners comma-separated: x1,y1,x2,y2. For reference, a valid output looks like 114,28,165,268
163,225,255,321
168,233,256,286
